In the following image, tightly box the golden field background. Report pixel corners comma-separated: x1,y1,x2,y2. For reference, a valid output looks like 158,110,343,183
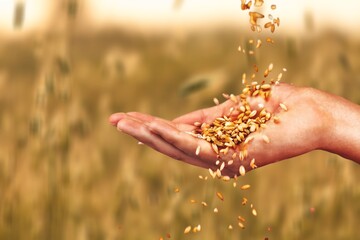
0,1,360,239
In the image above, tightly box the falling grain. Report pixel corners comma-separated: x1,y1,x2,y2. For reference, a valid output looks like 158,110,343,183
239,165,246,176
216,192,224,201
238,222,245,229
201,201,208,207
193,224,201,233
250,158,257,169
209,168,216,179
222,176,231,181
256,39,262,48
238,215,246,222
240,184,251,190
266,37,274,43
184,226,192,234
252,209,258,216
220,162,225,171
268,63,274,71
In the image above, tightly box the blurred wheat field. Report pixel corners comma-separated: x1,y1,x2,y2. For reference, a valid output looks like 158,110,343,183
1,23,360,240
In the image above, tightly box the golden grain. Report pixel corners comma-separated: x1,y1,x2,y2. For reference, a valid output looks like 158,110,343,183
184,226,192,234
222,93,230,99
193,224,201,233
239,165,246,176
256,39,262,48
211,143,219,154
238,222,245,229
221,176,230,182
249,110,257,118
268,63,274,71
230,94,238,103
252,209,258,216
242,73,247,84
264,68,269,78
244,135,254,144
195,145,201,155
209,168,216,179
250,158,257,169
216,192,224,201
266,37,274,43
273,116,280,123
216,169,222,178
238,215,246,222
249,11,265,25
194,121,201,127
274,17,280,26
220,162,225,171
261,83,271,90
279,103,288,111
241,0,252,10
240,184,251,190
262,135,270,143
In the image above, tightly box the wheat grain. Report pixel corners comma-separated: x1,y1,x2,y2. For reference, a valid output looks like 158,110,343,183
184,226,192,234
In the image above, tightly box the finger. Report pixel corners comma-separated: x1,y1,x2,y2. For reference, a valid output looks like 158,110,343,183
147,118,216,161
109,112,127,126
116,116,210,168
172,100,235,124
127,112,195,132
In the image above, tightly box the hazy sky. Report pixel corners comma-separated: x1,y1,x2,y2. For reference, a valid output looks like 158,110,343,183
0,0,360,35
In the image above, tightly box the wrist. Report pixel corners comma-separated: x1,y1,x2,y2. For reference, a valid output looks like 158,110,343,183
314,89,360,162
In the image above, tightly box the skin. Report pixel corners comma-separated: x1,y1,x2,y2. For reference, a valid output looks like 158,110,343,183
109,83,360,177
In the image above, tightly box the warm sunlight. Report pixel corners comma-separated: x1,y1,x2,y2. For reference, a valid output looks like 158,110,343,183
1,0,359,35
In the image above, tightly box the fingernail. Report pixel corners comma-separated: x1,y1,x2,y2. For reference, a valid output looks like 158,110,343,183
116,121,123,132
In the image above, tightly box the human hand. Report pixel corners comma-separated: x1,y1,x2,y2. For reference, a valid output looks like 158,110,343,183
109,83,332,177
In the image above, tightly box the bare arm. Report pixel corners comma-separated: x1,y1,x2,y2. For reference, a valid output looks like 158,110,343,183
109,84,360,176
315,89,360,163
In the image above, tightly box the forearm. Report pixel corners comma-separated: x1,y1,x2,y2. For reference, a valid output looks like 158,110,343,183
317,89,360,164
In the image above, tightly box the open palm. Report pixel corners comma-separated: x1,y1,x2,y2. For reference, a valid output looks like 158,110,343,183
109,83,325,177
